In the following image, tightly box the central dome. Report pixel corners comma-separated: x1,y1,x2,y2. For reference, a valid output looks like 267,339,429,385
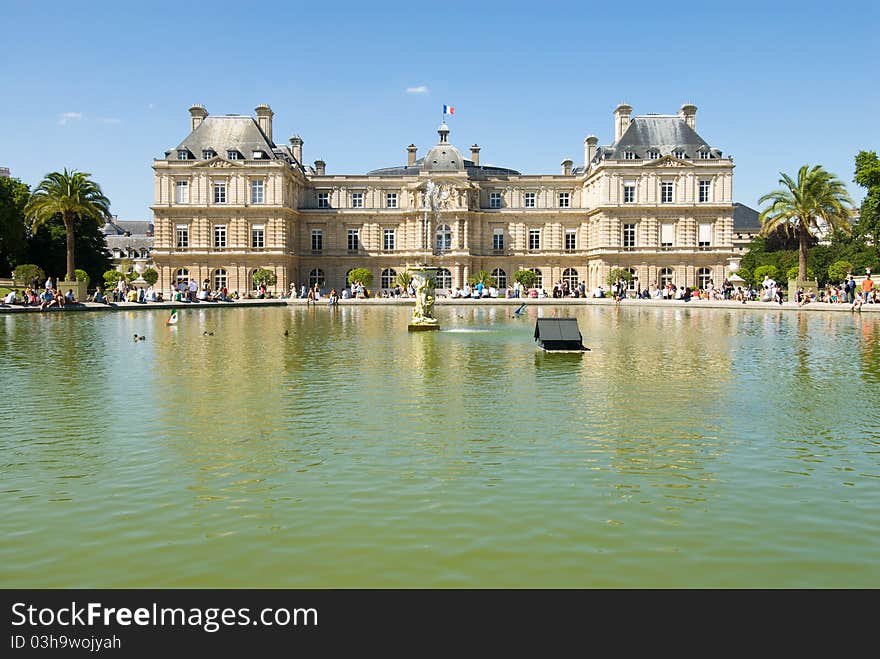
421,143,466,172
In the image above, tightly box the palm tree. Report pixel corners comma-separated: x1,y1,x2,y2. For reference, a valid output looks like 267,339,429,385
395,270,413,290
467,269,496,288
25,169,111,281
758,165,853,282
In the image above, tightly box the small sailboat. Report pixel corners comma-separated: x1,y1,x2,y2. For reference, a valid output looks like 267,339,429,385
166,310,178,326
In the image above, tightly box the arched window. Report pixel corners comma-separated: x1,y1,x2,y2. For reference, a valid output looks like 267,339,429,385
213,269,227,291
381,268,397,289
531,268,543,289
309,268,325,288
627,268,638,291
492,268,507,289
174,268,189,285
659,267,674,287
435,268,452,289
435,224,452,253
697,267,712,289
562,268,579,290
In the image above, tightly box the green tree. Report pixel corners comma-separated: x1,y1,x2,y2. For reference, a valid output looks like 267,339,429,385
395,270,413,290
827,260,853,283
347,267,373,287
103,270,123,288
758,165,854,282
0,176,30,274
468,269,496,287
13,263,45,286
606,267,633,288
252,268,277,288
24,169,111,281
786,266,815,282
753,264,779,286
74,269,90,286
142,268,159,286
854,150,880,242
513,269,538,290
25,212,111,286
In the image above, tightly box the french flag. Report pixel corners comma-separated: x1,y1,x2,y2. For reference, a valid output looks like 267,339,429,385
443,104,455,115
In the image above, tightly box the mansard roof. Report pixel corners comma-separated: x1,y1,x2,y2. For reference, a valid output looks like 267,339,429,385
733,202,761,230
367,159,521,177
605,115,721,161
164,116,288,161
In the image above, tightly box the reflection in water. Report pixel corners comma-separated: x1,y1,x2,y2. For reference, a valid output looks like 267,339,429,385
1,305,880,587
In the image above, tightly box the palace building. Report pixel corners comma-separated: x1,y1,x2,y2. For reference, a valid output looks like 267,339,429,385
152,102,737,294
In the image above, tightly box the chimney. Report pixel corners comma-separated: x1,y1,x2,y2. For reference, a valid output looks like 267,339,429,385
407,144,417,166
613,103,632,142
289,135,303,163
188,104,208,132
679,103,697,130
584,135,598,168
561,159,573,176
314,159,326,176
255,104,274,142
470,144,481,166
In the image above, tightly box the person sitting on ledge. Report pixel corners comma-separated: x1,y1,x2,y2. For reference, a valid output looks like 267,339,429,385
65,289,76,304
4,290,17,305
39,289,56,310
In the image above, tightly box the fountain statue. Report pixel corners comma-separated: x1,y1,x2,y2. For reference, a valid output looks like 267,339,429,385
408,266,439,331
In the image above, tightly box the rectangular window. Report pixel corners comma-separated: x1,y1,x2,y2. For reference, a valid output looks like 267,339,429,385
213,225,227,249
251,224,265,249
660,222,674,248
524,192,536,208
492,228,504,251
386,192,398,208
347,228,359,251
489,192,502,209
227,150,239,160
623,223,636,249
698,223,713,248
565,230,576,251
177,150,189,160
175,180,189,204
317,192,329,208
251,180,264,204
351,192,363,208
311,229,323,252
646,150,659,160
699,180,711,203
529,229,541,250
623,183,635,204
673,150,686,159
383,228,395,250
558,192,570,208
202,149,214,159
624,151,636,160
213,181,227,204
661,181,674,203
175,225,189,248
699,151,712,160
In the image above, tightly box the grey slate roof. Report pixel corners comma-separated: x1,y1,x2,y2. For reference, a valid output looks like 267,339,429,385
733,203,761,230
102,220,153,236
367,158,521,177
604,115,721,161
165,116,278,160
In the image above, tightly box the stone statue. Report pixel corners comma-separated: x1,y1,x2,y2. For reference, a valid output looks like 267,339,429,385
408,266,439,331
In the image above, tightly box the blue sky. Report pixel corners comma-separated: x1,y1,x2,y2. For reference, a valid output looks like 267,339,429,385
1,0,876,219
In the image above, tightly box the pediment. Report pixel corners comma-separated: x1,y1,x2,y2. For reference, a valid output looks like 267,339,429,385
193,156,243,168
656,155,691,167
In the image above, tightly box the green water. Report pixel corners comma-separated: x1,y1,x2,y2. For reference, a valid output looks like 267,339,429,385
2,305,879,587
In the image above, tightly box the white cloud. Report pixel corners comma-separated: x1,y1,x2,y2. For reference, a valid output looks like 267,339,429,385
148,103,155,110
58,112,83,126
98,117,122,125
406,85,429,94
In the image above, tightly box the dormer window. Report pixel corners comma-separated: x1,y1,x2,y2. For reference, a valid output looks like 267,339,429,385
673,150,687,159
202,149,215,159
177,150,189,160
699,150,712,160
227,150,240,160
624,151,637,160
252,150,264,159
646,150,660,160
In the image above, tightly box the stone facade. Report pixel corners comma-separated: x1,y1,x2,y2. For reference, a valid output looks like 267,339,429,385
152,103,738,295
